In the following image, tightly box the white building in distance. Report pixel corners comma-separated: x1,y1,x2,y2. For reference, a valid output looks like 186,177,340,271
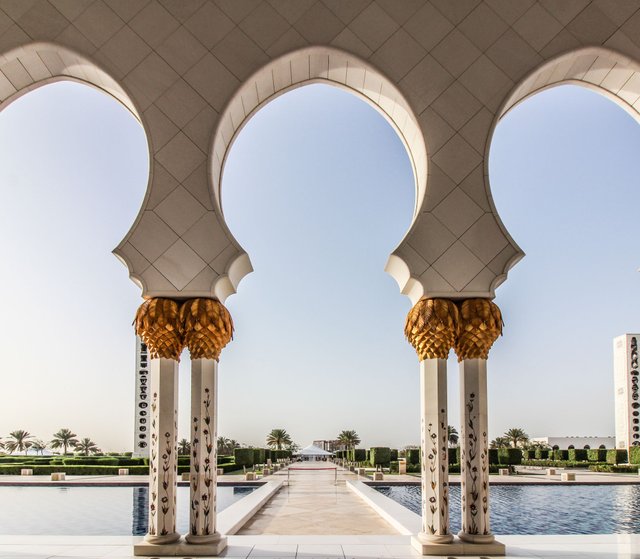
613,334,640,450
531,436,614,450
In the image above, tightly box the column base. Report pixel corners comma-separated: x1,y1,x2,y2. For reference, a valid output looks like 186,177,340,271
134,536,227,556
143,532,180,545
411,535,505,556
458,531,495,544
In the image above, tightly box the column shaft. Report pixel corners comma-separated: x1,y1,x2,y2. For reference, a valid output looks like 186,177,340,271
186,358,221,544
458,358,493,543
418,359,452,543
146,358,179,544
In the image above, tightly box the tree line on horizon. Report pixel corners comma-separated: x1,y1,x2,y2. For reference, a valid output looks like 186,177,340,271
1,429,99,456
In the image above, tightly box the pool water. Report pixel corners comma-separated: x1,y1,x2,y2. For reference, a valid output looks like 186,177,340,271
0,485,255,535
375,484,640,534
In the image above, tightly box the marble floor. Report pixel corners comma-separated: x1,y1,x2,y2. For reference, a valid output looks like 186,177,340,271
239,464,396,535
0,534,638,558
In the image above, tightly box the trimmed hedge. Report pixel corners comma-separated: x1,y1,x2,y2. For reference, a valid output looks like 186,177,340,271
0,464,149,475
448,447,460,465
522,450,535,460
488,449,498,465
234,448,254,467
551,450,569,461
498,448,522,465
61,457,119,466
606,449,628,464
353,448,367,462
629,446,640,465
589,464,638,473
253,448,266,465
521,459,605,469
588,449,607,462
406,449,420,465
369,447,391,467
568,449,588,462
390,449,398,462
534,449,549,459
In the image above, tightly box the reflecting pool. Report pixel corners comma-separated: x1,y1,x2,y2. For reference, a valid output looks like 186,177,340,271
375,484,640,534
0,485,255,535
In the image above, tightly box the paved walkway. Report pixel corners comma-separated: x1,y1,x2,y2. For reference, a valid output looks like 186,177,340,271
238,463,398,535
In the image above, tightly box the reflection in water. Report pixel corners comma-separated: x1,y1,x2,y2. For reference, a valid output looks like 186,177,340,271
132,487,148,536
376,484,640,534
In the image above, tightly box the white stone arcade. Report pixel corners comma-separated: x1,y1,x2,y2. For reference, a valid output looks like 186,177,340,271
3,1,640,556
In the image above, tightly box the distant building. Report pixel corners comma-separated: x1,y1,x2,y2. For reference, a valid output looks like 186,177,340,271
531,436,615,450
613,334,640,450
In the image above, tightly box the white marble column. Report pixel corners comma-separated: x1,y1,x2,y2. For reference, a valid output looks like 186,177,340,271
417,358,452,544
145,358,179,544
458,358,493,543
186,358,224,549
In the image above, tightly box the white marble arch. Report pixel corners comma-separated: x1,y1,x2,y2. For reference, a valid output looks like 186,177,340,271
210,46,428,303
0,41,154,288
500,46,640,123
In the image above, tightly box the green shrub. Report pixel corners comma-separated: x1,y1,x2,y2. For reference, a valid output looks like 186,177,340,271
606,449,628,464
521,459,604,469
568,449,588,462
117,457,146,466
177,456,190,466
390,449,398,462
253,448,266,465
270,449,291,461
406,449,420,465
389,461,399,473
488,449,499,465
369,447,391,466
534,448,549,459
522,450,534,460
551,450,568,461
406,463,420,473
219,462,239,473
589,464,638,473
353,449,367,462
587,449,607,462
629,446,640,465
448,447,460,465
234,448,254,467
217,455,234,465
0,464,150,475
61,457,119,466
498,448,522,465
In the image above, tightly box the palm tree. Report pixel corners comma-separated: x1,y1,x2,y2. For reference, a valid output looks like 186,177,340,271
74,438,100,456
51,428,78,455
504,428,529,449
227,439,240,453
447,425,459,447
178,438,191,455
5,430,34,454
31,440,47,455
490,436,510,448
266,428,292,450
337,429,361,459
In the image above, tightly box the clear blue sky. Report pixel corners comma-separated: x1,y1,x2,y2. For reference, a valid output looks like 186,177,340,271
1,80,639,451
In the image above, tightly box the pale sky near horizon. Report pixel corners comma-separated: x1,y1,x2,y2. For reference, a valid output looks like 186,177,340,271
1,80,639,452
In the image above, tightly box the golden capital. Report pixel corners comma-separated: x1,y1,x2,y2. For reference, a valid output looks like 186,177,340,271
180,298,234,360
454,299,503,361
405,298,460,360
134,298,184,360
